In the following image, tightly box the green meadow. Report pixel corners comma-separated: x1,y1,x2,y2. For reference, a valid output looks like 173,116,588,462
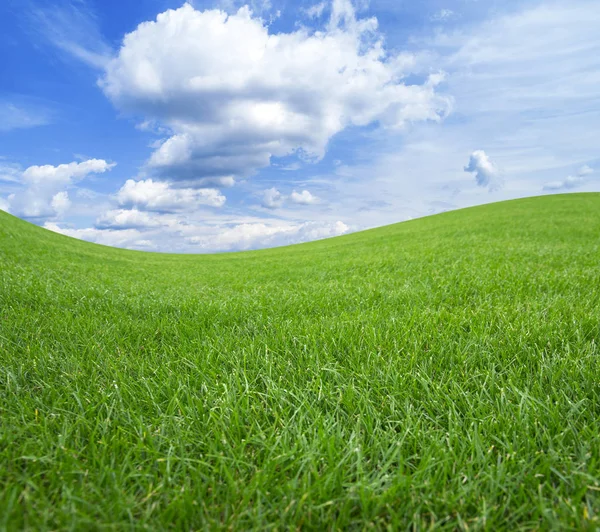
1,193,599,530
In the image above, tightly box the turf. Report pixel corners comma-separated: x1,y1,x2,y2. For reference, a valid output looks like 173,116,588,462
1,193,600,530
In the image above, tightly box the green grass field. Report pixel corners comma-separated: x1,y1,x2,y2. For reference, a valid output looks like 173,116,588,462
1,193,600,530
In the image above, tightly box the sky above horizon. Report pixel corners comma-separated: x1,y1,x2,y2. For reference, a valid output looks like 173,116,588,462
1,0,599,252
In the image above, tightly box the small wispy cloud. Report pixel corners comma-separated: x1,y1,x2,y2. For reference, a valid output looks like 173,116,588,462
543,176,584,191
304,2,328,19
27,0,112,68
276,162,302,172
431,9,455,22
543,165,595,191
0,99,53,132
0,162,24,183
217,0,274,16
261,188,320,208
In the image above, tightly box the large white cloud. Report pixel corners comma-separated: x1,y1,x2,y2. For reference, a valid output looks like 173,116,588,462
8,159,115,220
116,178,226,212
100,1,450,184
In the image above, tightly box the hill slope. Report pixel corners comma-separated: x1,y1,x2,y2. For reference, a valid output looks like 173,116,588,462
1,193,600,529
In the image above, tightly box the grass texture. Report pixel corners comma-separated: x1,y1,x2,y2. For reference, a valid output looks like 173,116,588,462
1,193,600,530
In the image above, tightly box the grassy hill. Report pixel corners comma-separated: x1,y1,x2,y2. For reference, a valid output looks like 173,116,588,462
1,193,599,530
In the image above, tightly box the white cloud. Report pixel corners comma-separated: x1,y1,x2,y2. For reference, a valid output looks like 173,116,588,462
46,216,350,253
44,222,147,248
289,189,319,205
217,0,274,16
8,159,115,220
260,187,320,209
543,165,594,191
0,100,53,132
22,159,115,187
186,220,350,251
95,208,166,230
464,150,502,191
100,1,450,185
116,178,226,212
431,9,454,22
51,191,71,216
16,0,600,254
27,0,111,68
133,239,156,249
195,176,236,188
0,163,23,183
543,176,584,191
0,196,9,212
334,0,598,219
261,187,284,209
304,2,327,19
280,162,301,171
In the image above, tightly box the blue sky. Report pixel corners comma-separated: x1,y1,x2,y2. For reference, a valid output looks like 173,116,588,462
1,0,599,252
